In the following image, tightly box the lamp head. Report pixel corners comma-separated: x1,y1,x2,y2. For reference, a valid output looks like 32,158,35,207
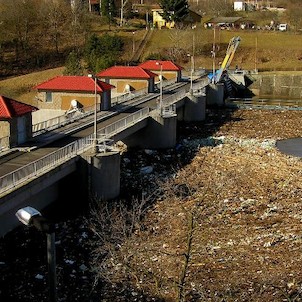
15,206,41,226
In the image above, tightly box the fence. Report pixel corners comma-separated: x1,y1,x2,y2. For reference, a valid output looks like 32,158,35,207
32,88,149,136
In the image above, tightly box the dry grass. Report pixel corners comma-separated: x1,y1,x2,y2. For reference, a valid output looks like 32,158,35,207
143,27,302,71
0,67,64,105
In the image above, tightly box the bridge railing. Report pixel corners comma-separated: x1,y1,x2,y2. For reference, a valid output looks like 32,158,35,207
99,107,150,138
111,87,148,106
32,89,149,136
155,78,177,91
163,86,190,107
0,107,150,196
0,135,93,196
32,105,96,136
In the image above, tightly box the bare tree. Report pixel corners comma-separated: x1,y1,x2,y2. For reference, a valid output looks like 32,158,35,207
1,0,38,60
40,0,70,54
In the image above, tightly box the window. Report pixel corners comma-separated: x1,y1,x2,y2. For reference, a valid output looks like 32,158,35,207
46,92,52,103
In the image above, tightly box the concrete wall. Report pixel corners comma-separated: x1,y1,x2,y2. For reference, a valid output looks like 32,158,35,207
0,121,10,149
36,91,102,111
249,74,302,99
206,83,225,106
152,70,180,82
183,94,206,122
101,78,153,94
32,109,65,124
90,151,121,201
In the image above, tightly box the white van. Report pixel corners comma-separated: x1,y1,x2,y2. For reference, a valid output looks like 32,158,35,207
278,24,287,31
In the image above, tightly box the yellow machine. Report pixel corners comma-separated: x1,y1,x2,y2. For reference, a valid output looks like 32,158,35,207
214,36,241,84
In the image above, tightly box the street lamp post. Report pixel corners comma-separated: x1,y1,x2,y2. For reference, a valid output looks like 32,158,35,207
15,206,57,302
88,74,98,153
187,54,193,93
132,31,135,54
156,61,163,114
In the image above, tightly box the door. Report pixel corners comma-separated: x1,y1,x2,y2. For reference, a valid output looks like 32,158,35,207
17,116,27,144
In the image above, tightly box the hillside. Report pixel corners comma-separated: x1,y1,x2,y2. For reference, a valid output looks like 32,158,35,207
141,27,302,72
1,26,302,104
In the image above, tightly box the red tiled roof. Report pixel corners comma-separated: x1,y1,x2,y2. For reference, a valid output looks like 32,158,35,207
0,95,37,118
139,60,183,71
34,76,114,93
97,66,157,79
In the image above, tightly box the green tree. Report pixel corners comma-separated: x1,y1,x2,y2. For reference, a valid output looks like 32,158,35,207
159,0,189,24
63,50,83,75
84,33,124,73
101,0,116,18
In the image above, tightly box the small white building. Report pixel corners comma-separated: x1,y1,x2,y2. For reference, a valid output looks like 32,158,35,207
234,1,246,11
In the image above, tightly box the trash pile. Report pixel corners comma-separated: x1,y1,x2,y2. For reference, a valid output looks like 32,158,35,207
1,108,302,301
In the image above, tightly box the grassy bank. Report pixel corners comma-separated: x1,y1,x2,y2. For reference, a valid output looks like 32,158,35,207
0,67,64,105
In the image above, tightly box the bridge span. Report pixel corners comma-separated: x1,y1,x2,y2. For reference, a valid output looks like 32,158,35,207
0,75,212,236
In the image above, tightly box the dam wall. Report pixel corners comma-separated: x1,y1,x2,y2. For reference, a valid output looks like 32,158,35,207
249,74,302,99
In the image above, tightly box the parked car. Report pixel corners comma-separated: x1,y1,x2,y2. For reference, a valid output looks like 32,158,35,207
278,23,288,31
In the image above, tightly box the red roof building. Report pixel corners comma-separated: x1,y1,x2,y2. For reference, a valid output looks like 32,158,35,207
34,76,115,111
97,66,157,79
97,66,157,94
0,95,37,119
139,60,183,82
0,96,37,149
34,76,113,93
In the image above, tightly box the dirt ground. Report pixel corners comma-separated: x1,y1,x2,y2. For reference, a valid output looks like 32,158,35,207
0,107,302,302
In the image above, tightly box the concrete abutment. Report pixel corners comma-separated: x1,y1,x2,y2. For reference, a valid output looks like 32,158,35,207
122,111,177,149
206,83,224,106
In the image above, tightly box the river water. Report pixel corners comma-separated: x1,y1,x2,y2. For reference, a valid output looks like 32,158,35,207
226,97,302,110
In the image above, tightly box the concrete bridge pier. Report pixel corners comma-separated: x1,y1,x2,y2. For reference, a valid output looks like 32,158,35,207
206,83,224,106
123,111,177,149
86,151,121,201
183,93,206,121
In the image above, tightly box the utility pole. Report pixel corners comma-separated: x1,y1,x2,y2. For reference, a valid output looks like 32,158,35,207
255,36,258,72
212,25,216,83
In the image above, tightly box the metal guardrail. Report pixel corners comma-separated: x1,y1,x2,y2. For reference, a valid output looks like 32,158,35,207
0,107,150,196
31,77,207,137
32,104,96,136
163,86,190,107
32,88,149,137
111,87,148,106
155,78,177,90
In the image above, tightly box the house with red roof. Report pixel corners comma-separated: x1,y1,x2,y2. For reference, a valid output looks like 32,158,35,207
97,66,157,94
139,60,183,83
34,76,115,112
0,95,37,149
